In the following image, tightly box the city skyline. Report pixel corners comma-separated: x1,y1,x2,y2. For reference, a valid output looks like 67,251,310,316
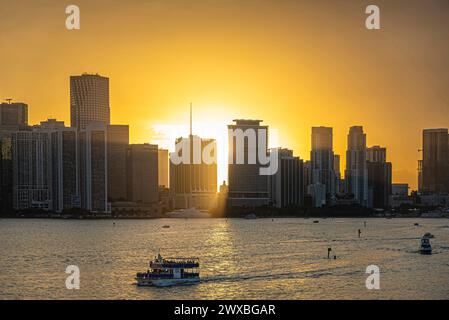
2,0,449,190
3,87,445,192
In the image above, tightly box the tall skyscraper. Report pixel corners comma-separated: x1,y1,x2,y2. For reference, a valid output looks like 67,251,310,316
70,74,110,129
311,126,335,198
170,106,217,209
158,148,169,188
421,129,449,194
12,120,79,212
227,119,270,207
107,125,129,201
127,144,159,204
0,102,28,127
270,148,303,208
12,131,52,210
78,123,108,213
170,136,217,209
48,128,78,212
366,146,392,208
345,126,368,206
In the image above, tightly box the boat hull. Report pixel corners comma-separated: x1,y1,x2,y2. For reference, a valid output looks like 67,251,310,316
136,277,200,287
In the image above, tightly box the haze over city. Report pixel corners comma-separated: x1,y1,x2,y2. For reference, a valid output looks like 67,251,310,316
2,0,449,189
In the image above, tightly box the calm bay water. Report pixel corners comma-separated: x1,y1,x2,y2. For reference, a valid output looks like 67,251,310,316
1,218,449,300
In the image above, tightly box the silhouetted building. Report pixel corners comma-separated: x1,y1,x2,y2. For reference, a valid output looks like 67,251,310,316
12,131,52,210
70,74,110,129
345,126,368,206
366,145,386,163
270,148,303,208
0,102,28,126
227,119,270,207
170,136,217,209
158,148,169,188
78,123,108,213
127,144,159,204
421,129,449,194
0,137,13,213
303,160,312,194
48,128,78,212
311,127,335,198
334,154,341,193
107,125,129,201
11,120,79,212
366,146,392,208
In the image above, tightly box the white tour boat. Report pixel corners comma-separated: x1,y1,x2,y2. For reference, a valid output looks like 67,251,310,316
136,254,200,287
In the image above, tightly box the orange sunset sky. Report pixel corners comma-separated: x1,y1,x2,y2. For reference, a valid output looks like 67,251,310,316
1,0,449,189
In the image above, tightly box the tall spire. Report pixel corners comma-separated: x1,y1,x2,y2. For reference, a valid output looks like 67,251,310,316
190,102,193,136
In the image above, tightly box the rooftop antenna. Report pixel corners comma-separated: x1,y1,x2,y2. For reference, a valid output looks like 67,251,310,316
190,102,193,137
5,98,12,104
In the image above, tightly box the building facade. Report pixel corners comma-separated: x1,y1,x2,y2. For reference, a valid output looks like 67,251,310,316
421,129,449,194
70,74,110,129
311,126,336,198
127,144,159,204
170,135,217,209
227,119,270,207
78,123,108,213
366,146,392,208
107,125,129,201
270,148,303,208
0,102,28,127
345,126,368,206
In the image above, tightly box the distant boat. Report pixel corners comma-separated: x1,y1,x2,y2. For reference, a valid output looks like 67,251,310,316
162,225,170,229
423,232,434,239
419,237,432,255
414,223,419,226
313,220,319,223
244,213,258,219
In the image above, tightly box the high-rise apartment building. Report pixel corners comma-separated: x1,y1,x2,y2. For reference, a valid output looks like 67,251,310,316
311,126,335,198
78,123,108,213
11,120,79,212
127,144,159,204
0,102,28,127
421,129,449,194
70,74,110,129
345,126,368,206
227,119,270,207
107,125,129,201
366,146,392,208
12,131,52,210
170,136,217,209
270,148,303,208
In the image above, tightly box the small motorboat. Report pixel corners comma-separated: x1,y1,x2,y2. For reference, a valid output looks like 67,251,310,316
244,213,258,219
419,237,432,255
414,223,419,226
313,220,319,223
162,225,170,228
